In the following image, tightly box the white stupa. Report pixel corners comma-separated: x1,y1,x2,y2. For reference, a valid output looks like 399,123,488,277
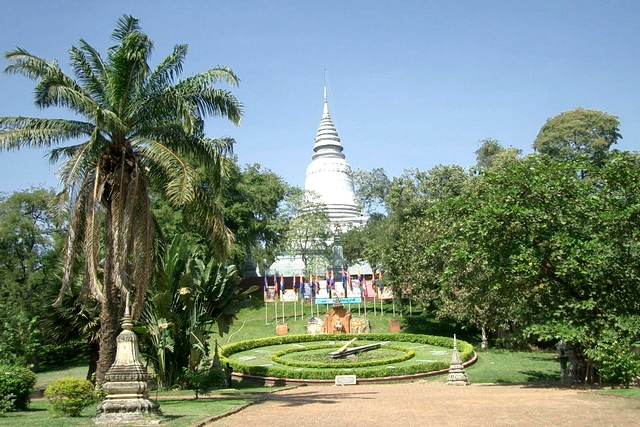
267,85,369,276
304,86,366,229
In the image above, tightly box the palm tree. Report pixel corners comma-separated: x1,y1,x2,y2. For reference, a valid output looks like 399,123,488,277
0,15,242,384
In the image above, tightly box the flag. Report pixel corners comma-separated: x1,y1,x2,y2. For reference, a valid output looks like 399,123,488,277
263,274,268,292
280,275,284,293
378,271,384,290
314,274,319,294
330,270,335,289
273,272,277,288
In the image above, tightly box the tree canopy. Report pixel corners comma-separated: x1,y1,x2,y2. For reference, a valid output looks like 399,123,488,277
533,108,622,164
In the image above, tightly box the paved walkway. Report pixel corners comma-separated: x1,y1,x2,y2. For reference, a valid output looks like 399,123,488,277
205,381,640,427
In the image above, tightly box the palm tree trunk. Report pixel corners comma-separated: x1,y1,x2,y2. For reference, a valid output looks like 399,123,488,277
86,340,99,383
95,206,121,385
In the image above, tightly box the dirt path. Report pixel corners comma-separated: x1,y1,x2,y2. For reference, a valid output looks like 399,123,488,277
205,381,640,427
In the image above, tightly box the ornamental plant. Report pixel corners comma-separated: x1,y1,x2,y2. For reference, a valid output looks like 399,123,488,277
0,364,36,411
44,377,96,417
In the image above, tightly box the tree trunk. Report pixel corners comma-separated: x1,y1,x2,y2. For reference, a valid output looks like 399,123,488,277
95,207,122,386
86,340,99,383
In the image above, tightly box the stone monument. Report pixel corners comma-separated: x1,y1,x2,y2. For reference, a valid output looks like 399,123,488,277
95,298,161,425
446,334,470,386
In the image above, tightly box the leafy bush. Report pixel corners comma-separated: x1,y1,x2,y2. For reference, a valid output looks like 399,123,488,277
0,394,15,415
44,377,96,417
0,364,36,410
183,367,228,398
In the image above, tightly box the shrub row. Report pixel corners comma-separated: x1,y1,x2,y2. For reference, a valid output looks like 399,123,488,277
271,344,415,369
221,333,473,380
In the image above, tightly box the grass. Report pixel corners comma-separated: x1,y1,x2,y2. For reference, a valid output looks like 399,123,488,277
465,348,560,383
0,394,257,427
598,388,640,398
13,302,601,426
34,363,88,390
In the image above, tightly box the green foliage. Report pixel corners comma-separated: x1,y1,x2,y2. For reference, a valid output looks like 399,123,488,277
281,189,332,274
0,365,36,411
474,138,521,170
351,167,391,215
139,235,256,389
0,188,62,368
0,394,15,415
583,316,640,388
533,107,621,164
386,147,640,383
44,377,95,417
182,366,228,398
153,160,290,272
36,343,90,372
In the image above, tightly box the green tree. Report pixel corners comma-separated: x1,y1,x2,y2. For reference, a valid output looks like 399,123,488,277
428,152,640,384
281,189,331,275
153,159,290,275
474,138,522,170
0,188,63,368
351,167,391,215
0,16,242,384
533,108,621,165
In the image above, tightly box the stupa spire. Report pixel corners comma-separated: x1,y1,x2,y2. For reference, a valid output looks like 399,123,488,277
323,70,329,116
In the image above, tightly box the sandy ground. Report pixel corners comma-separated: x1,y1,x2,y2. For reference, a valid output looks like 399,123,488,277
204,381,640,427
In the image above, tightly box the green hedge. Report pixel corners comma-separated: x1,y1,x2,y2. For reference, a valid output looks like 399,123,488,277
221,333,473,380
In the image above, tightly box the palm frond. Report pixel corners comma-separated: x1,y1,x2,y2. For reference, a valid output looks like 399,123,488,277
137,138,199,206
182,187,234,262
69,44,106,105
111,15,143,42
84,165,106,303
4,47,53,80
145,44,187,89
0,116,93,149
177,85,243,126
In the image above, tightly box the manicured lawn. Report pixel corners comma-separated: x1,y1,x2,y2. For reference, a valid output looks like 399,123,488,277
0,395,256,427
465,348,560,383
15,303,586,426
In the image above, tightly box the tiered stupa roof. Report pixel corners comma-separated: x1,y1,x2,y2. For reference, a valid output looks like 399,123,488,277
304,87,366,228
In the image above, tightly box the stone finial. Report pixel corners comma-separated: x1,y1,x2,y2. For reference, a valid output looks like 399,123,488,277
447,334,470,386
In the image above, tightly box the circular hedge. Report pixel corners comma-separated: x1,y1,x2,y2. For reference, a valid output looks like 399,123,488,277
220,333,473,380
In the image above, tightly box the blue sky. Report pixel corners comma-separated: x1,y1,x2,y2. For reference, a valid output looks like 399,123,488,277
1,0,638,194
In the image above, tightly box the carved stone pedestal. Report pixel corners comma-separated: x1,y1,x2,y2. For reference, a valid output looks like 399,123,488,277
95,303,161,425
325,301,351,334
